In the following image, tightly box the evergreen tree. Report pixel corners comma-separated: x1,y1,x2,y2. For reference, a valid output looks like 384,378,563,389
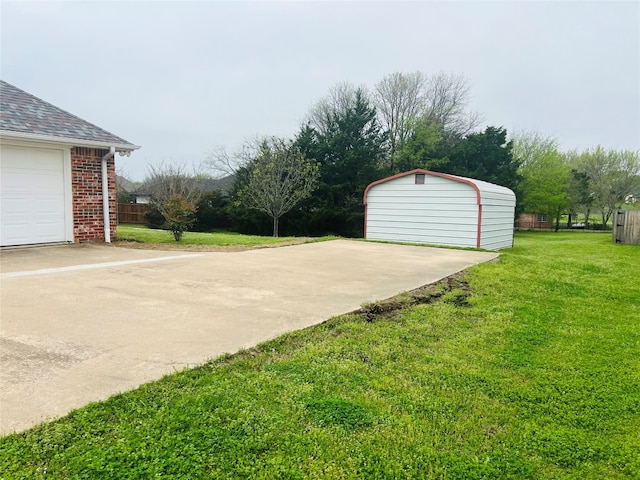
294,89,388,237
447,126,520,192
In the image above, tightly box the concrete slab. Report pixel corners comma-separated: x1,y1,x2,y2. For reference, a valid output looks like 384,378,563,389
0,240,498,434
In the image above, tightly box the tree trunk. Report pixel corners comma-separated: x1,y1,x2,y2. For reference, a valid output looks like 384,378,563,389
273,215,279,237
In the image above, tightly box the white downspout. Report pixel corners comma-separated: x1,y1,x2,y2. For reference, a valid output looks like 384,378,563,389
101,147,116,243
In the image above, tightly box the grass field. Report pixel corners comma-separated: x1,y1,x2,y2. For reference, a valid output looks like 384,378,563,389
116,224,317,247
1,232,638,479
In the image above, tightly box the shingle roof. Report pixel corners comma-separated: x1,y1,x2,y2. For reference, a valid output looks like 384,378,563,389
136,175,235,196
0,80,138,150
116,175,138,193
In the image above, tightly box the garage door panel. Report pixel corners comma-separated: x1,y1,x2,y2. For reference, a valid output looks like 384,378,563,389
1,145,69,246
31,148,64,168
1,221,33,245
33,169,64,189
2,170,30,189
1,196,29,213
1,146,27,168
35,194,65,212
31,221,66,242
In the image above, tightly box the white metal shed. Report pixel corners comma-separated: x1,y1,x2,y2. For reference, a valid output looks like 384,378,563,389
363,169,516,250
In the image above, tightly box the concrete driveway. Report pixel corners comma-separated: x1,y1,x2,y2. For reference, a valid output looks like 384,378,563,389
0,240,497,434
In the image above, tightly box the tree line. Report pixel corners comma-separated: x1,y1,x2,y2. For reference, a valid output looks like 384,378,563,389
137,71,640,238
513,133,640,230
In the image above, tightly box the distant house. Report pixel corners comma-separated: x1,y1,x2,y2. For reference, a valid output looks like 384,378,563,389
0,80,140,246
516,213,553,230
116,175,152,205
116,175,139,203
131,190,151,204
364,169,516,250
135,175,235,205
200,176,235,196
116,175,137,195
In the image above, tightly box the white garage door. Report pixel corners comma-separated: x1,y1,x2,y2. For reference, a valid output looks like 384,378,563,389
1,145,69,246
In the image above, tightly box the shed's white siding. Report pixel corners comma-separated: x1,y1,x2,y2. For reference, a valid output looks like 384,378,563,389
469,178,516,250
366,174,479,248
364,170,515,250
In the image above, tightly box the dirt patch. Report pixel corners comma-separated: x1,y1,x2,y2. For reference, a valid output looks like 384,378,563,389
110,238,316,252
358,271,472,321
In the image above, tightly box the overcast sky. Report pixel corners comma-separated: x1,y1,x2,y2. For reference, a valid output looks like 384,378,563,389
2,1,638,181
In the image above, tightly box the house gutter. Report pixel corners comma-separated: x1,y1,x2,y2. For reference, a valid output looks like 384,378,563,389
102,147,116,243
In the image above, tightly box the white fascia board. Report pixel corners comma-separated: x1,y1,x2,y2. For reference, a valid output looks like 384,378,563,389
0,130,141,152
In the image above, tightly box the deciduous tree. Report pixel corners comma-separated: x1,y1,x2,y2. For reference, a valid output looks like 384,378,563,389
374,72,427,166
373,71,481,171
144,162,205,209
423,72,481,139
237,138,319,237
142,162,205,237
573,147,640,226
163,195,196,241
305,82,364,136
394,121,446,173
513,132,570,230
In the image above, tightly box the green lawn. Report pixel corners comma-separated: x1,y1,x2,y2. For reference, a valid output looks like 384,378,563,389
1,232,638,479
116,224,322,247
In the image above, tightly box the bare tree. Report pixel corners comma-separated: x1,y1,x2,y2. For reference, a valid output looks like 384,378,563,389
238,137,319,237
204,138,262,179
424,72,481,137
372,71,482,167
374,72,427,156
205,145,236,179
304,82,366,135
143,161,205,213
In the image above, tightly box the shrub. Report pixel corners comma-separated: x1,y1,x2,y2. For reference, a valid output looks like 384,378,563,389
162,195,196,241
144,204,164,229
192,191,231,232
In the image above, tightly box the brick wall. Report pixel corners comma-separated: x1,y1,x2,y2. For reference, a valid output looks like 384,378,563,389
516,212,553,230
71,147,117,242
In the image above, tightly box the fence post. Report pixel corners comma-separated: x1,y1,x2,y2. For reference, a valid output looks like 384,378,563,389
613,210,640,245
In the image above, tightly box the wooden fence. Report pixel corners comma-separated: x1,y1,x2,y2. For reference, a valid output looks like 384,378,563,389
613,210,640,245
117,203,148,225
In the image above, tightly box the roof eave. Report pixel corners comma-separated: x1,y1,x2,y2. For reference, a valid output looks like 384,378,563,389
0,130,140,152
